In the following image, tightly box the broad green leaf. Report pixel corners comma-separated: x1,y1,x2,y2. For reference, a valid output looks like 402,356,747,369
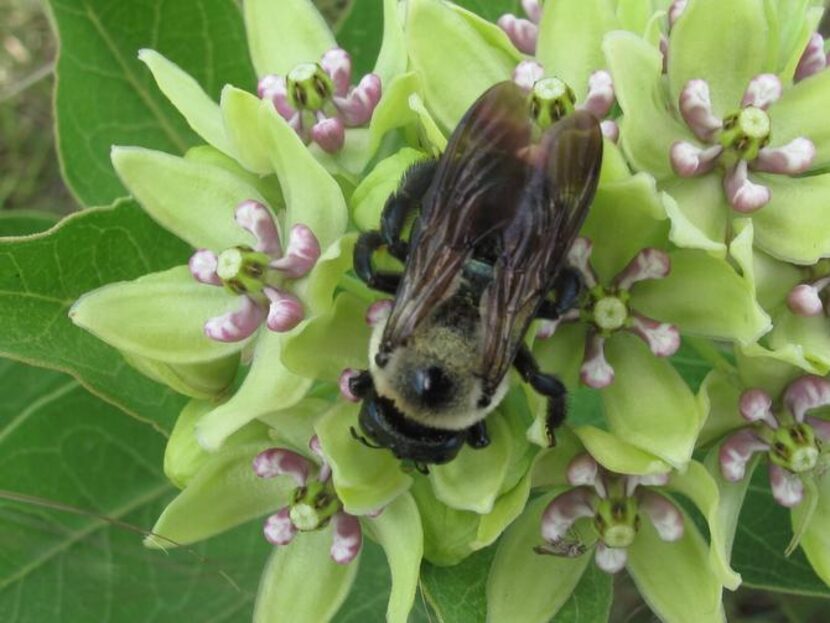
731,469,830,596
48,0,255,206
335,0,385,78
0,200,190,432
554,563,613,622
253,529,358,623
0,210,59,237
421,547,495,622
0,358,269,621
452,0,521,21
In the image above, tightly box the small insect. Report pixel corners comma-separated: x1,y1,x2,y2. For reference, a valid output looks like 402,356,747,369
347,81,603,467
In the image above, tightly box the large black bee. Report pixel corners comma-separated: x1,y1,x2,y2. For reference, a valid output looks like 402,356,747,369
348,81,603,466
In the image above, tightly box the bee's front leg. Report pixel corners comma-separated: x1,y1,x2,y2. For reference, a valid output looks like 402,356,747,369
380,159,438,261
354,231,403,294
537,267,583,320
513,345,567,446
465,420,490,449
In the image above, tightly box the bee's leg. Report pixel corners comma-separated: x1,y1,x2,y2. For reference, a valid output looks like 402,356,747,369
381,159,439,261
537,268,583,320
513,345,567,446
465,420,490,449
354,231,402,294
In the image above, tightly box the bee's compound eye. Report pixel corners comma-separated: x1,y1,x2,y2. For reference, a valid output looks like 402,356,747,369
412,366,453,407
374,352,390,368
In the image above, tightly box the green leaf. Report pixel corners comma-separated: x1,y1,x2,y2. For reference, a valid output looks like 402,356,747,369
0,210,59,237
254,528,359,623
0,199,190,432
335,0,385,78
731,469,830,596
422,546,495,622
0,358,268,621
554,563,613,622
451,0,521,22
48,0,255,206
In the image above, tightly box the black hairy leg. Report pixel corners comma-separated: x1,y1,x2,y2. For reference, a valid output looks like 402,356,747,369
537,267,582,320
465,420,490,449
380,159,439,261
354,231,403,294
513,344,567,446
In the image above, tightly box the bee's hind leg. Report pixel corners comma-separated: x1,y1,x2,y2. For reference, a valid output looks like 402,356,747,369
513,345,567,446
465,420,490,449
537,267,582,320
380,159,438,261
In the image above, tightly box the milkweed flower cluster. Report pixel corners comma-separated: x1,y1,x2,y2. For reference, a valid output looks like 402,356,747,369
69,0,830,621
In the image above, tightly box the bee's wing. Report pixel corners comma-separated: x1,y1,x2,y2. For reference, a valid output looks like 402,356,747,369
479,111,603,391
382,81,534,348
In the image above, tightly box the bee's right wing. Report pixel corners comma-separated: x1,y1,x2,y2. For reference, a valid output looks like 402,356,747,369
380,82,534,350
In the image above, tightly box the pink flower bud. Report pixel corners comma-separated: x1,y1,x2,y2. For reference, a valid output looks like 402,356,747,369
625,471,671,496
719,429,769,482
512,60,545,92
541,487,596,543
594,542,627,574
204,295,265,342
264,507,298,545
189,249,222,286
580,333,615,388
614,248,671,290
678,79,722,142
784,375,830,423
806,416,830,441
639,491,684,542
263,287,304,332
628,314,680,357
724,160,771,213
668,0,688,27
795,33,826,82
497,14,538,55
253,447,312,486
768,463,803,507
258,74,295,121
581,70,615,119
567,237,598,289
600,120,619,143
741,74,782,110
365,299,393,326
536,309,580,340
339,369,362,403
235,200,282,257
754,138,816,175
739,388,777,427
566,453,601,489
309,435,332,482
521,0,542,23
270,224,321,279
335,74,382,126
670,141,722,177
330,512,362,564
310,115,345,153
321,47,352,97
787,283,825,317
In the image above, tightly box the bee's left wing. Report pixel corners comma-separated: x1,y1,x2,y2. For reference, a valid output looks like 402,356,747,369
478,111,603,393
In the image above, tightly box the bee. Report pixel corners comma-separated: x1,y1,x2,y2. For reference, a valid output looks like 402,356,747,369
347,81,603,467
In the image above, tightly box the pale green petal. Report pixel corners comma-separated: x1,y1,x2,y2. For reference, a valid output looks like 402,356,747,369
111,147,266,250
351,147,427,231
365,73,422,162
627,509,726,623
497,388,539,494
669,460,742,590
697,370,744,447
258,397,331,456
751,247,802,312
406,0,514,131
244,0,335,77
315,402,412,515
770,71,830,171
310,128,372,180
573,425,671,475
533,322,588,389
363,493,423,623
410,477,478,566
616,0,654,34
221,86,272,174
530,427,585,488
70,266,245,364
408,92,449,152
632,248,770,344
603,31,690,181
122,351,237,400
768,311,830,374
603,333,701,469
536,0,618,100
164,400,212,488
373,0,407,87
751,172,830,265
138,49,234,156
196,331,313,451
668,0,768,116
582,172,669,282
429,412,511,514
736,343,806,394
259,103,348,251
282,292,371,381
475,471,533,549
662,175,729,255
253,530,359,623
146,442,290,548
295,233,357,316
486,492,592,623
794,471,830,586
449,4,523,63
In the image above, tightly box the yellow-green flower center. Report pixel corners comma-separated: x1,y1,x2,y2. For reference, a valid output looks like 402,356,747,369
287,62,334,111
593,296,628,331
289,479,341,531
216,246,270,295
529,77,576,128
720,106,771,161
594,497,639,548
769,423,821,473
